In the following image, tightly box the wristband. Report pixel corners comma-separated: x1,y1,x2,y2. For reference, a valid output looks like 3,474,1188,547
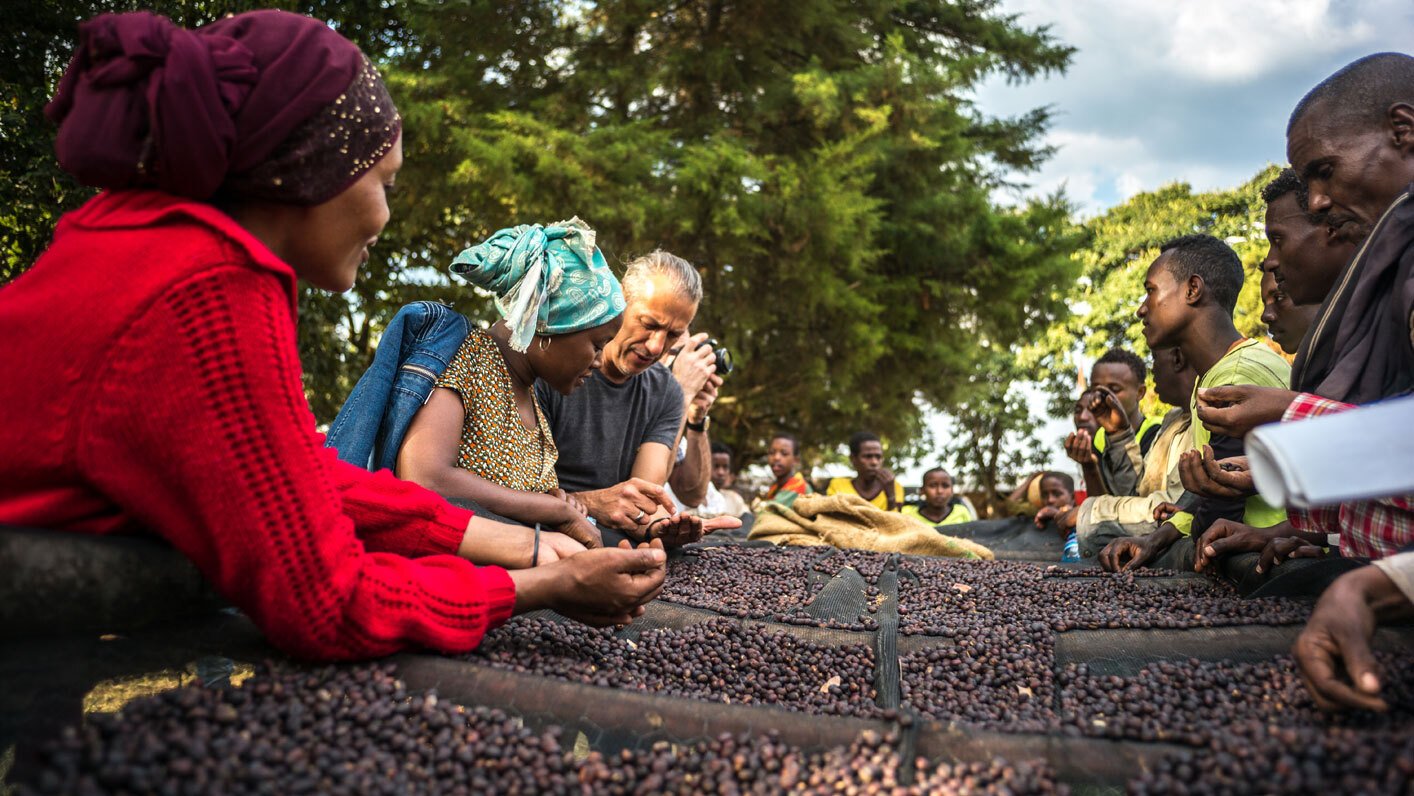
685,416,709,433
531,524,542,567
1168,511,1195,537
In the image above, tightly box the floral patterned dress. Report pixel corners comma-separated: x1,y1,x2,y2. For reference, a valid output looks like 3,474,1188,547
435,330,558,492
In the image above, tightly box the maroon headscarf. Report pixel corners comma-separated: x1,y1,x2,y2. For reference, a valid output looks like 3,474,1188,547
46,9,400,205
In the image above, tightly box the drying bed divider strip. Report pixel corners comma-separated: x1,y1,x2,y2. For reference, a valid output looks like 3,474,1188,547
609,601,881,648
1054,624,1414,674
873,556,902,712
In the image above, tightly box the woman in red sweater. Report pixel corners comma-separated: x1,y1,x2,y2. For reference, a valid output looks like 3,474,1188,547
0,10,666,661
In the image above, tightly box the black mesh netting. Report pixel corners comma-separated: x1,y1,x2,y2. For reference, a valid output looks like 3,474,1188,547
6,538,1414,794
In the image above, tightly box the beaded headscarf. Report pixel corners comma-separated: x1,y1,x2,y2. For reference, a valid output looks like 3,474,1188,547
47,10,401,206
222,57,401,205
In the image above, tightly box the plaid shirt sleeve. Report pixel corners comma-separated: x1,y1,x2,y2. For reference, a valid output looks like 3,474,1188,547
1281,392,1354,421
1281,393,1413,558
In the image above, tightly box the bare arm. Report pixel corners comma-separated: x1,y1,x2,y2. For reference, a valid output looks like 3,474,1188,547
668,425,711,507
629,440,675,487
398,388,580,529
1006,473,1037,504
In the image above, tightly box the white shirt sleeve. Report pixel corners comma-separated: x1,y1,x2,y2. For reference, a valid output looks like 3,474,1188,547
1373,552,1414,605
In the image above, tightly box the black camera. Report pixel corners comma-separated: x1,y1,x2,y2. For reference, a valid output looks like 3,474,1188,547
697,338,734,376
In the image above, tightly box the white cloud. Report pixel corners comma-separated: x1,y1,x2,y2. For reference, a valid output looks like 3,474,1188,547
995,0,1404,84
975,0,1414,215
1164,1,1379,83
1114,171,1145,202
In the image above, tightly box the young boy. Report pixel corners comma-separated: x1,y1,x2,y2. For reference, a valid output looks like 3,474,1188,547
902,468,974,526
827,432,904,511
1071,346,1198,558
1082,349,1164,498
1033,471,1080,560
1065,397,1104,499
763,433,813,508
1099,234,1290,572
1033,472,1076,526
709,442,750,517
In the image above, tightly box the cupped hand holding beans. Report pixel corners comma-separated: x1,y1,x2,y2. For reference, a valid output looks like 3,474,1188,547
1179,447,1255,500
508,539,668,626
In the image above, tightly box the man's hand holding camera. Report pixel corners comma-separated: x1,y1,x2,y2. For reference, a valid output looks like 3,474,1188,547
671,332,729,422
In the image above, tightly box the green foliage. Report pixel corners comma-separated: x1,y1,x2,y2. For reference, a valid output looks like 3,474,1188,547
4,0,1081,468
1024,165,1283,418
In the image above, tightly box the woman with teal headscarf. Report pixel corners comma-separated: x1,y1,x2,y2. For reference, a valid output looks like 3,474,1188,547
398,218,626,546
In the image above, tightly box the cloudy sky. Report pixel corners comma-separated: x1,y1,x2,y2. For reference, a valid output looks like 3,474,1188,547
973,0,1414,215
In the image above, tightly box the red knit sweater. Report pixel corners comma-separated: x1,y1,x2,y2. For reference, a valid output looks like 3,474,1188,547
0,190,516,660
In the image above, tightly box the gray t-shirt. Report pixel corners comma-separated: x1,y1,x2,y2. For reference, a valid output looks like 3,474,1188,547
535,363,684,493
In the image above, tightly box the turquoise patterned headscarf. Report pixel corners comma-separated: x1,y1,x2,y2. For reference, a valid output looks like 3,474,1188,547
450,217,627,353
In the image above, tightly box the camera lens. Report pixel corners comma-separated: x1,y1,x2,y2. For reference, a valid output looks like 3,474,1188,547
715,347,734,375
698,338,734,375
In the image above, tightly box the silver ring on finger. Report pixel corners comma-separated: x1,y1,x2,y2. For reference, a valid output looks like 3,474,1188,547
633,510,646,523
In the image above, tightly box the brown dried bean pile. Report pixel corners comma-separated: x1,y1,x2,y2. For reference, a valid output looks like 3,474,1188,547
661,546,880,629
896,558,1309,635
471,616,881,717
1127,721,1414,795
574,728,1070,795
899,625,1057,732
21,663,1067,796
19,662,582,795
1060,653,1414,747
895,557,1310,730
659,546,821,619
814,548,893,584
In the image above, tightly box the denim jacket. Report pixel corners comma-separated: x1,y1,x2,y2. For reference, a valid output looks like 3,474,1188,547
325,301,470,471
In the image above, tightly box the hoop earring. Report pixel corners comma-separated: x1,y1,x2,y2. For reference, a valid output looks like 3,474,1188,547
538,336,551,352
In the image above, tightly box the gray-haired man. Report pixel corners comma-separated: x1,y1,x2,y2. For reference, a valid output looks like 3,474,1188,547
536,250,736,545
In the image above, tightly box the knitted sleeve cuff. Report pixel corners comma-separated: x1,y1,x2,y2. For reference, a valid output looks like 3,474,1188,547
474,565,518,629
425,503,475,556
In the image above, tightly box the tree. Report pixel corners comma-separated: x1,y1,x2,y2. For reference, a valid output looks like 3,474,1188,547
372,0,1081,463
